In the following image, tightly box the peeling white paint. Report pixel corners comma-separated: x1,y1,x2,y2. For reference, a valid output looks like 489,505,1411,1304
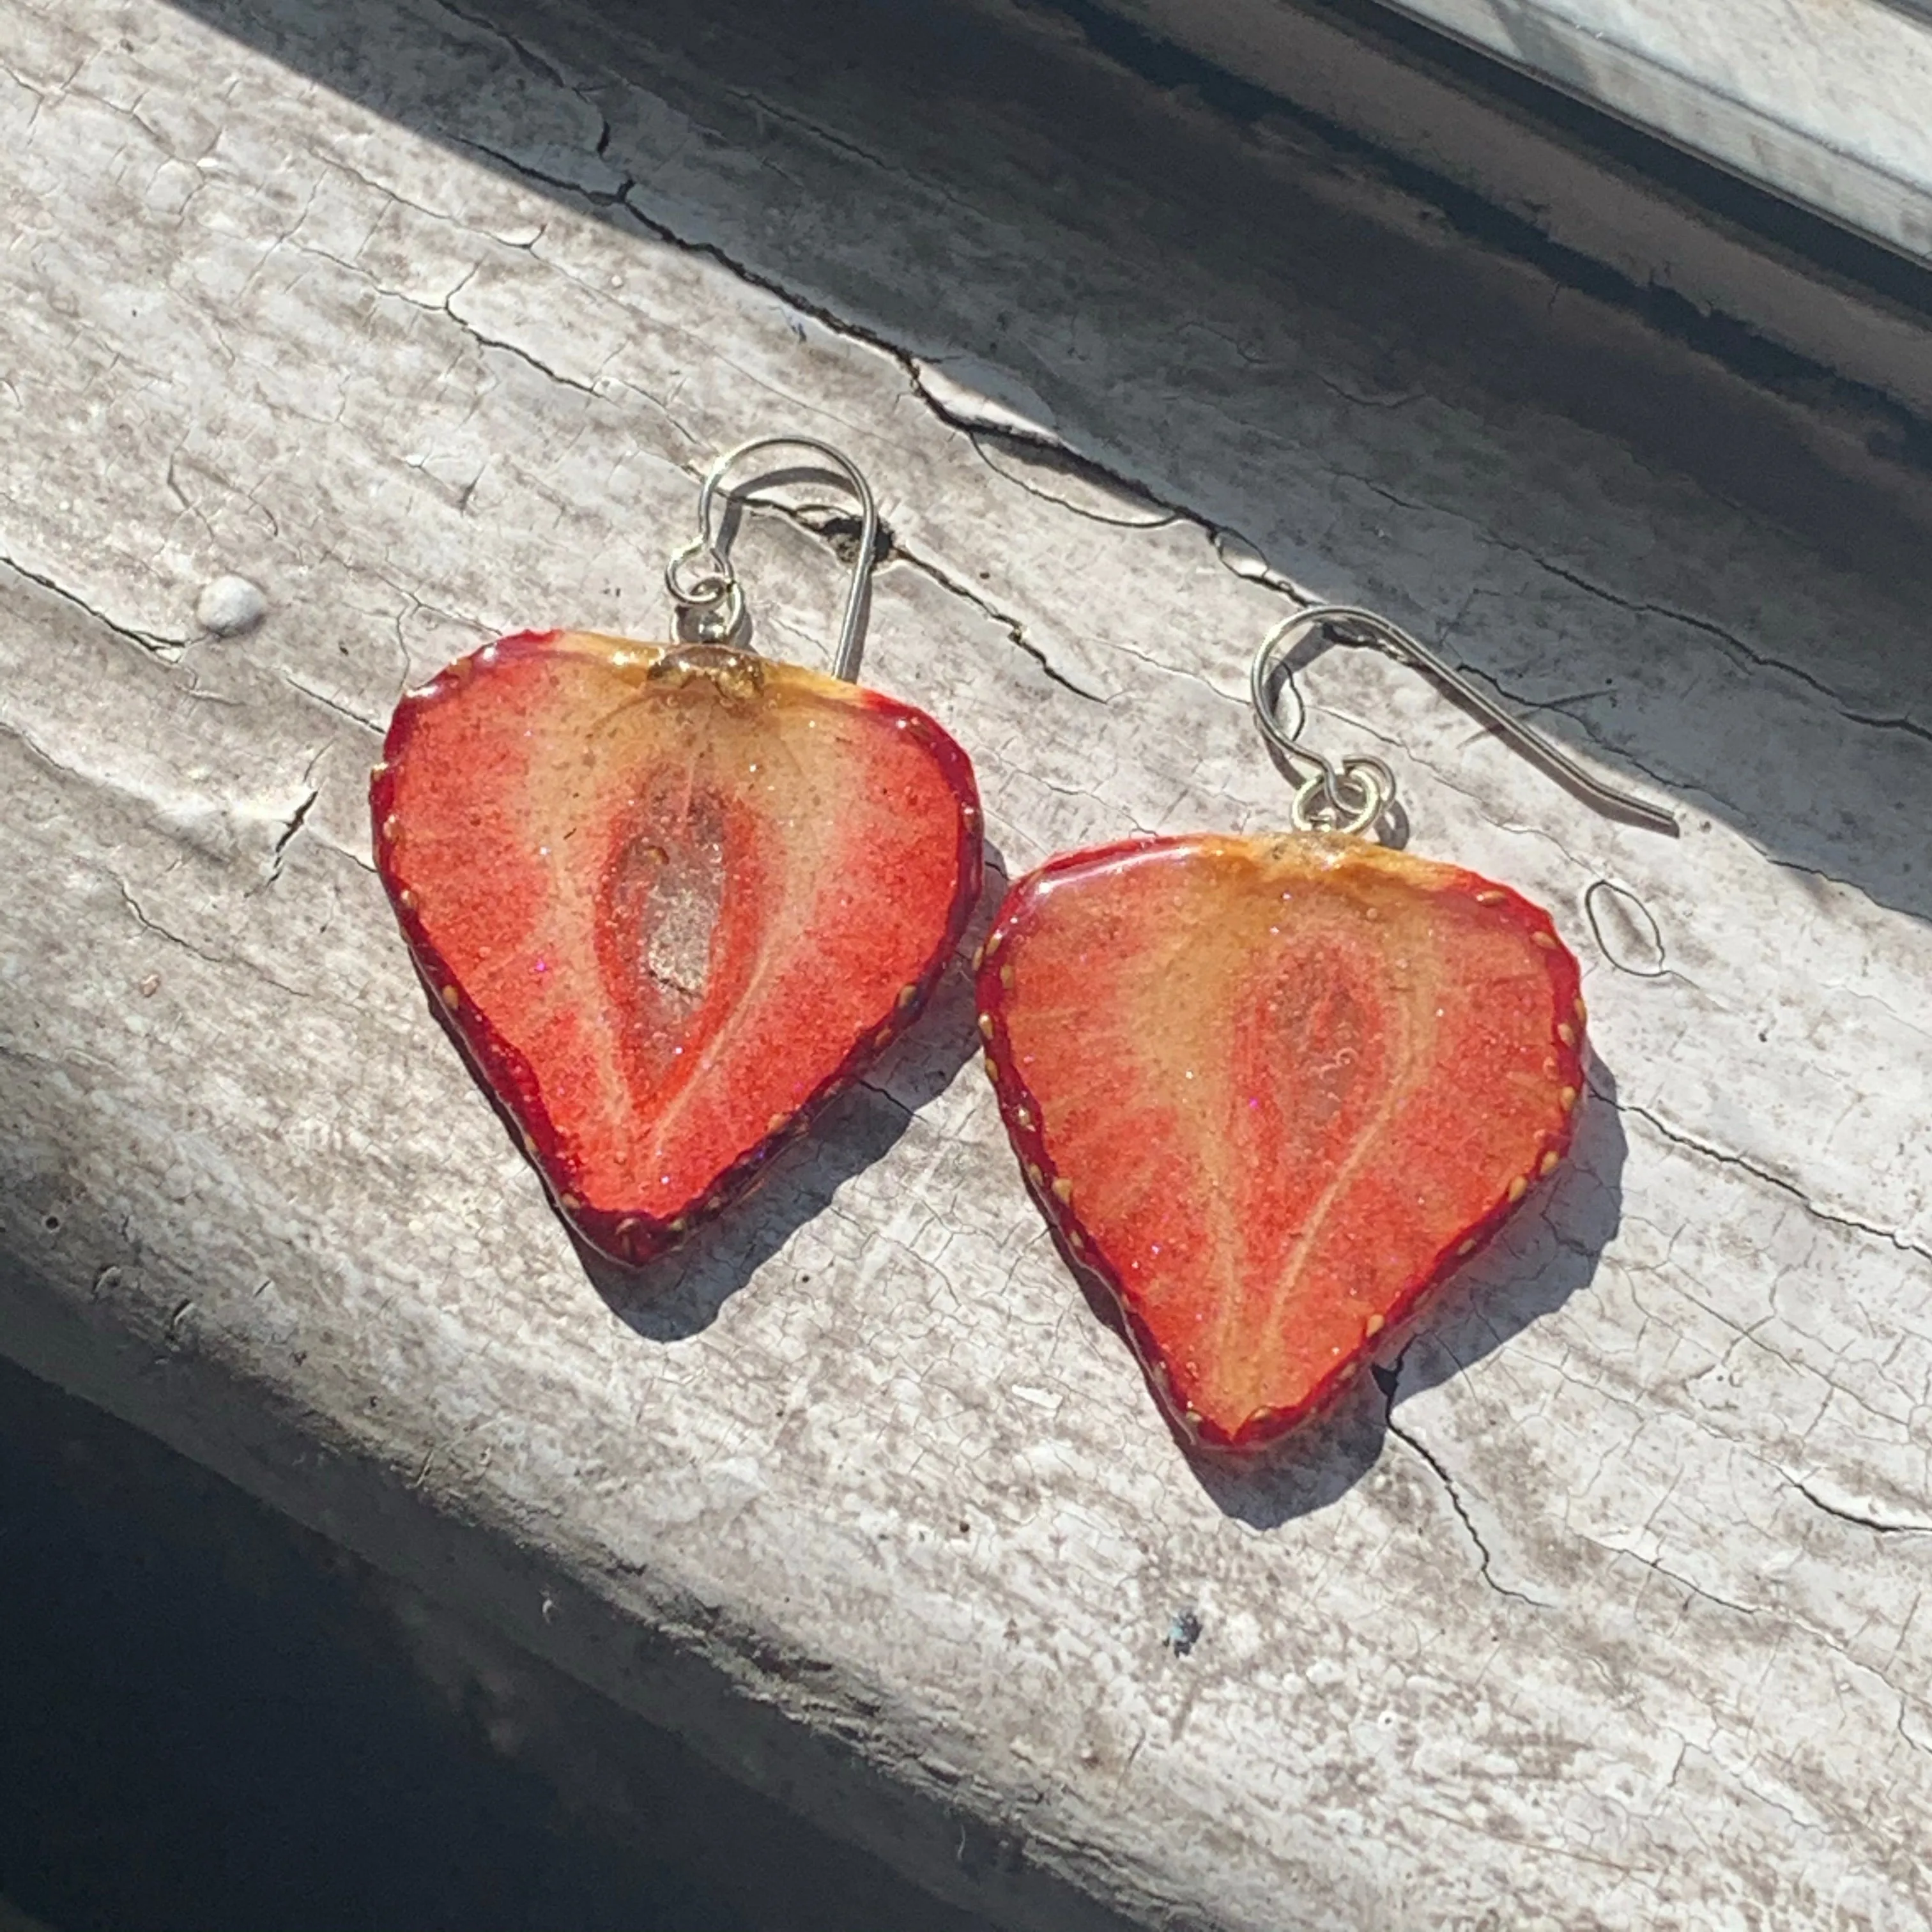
1,1,1929,1928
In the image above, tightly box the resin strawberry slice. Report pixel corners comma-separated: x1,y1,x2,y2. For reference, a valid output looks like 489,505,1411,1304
976,833,1584,1450
372,631,980,1264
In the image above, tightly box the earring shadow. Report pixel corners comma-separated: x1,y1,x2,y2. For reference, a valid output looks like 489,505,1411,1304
1175,1051,1629,1529
575,845,1011,1341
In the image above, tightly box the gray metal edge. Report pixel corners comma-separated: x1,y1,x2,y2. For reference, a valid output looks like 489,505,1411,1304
1087,0,1932,419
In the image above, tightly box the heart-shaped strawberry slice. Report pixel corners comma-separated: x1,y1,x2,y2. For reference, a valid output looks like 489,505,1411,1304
976,832,1584,1450
372,630,980,1264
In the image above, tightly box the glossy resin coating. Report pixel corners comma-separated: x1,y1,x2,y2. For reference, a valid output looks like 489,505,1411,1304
976,833,1585,1450
373,631,981,1264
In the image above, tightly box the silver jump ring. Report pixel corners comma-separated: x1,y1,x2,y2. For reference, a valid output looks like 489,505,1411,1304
1289,758,1391,835
687,581,745,643
664,542,733,608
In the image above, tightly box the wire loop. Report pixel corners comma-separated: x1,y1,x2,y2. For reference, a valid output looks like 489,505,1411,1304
664,436,879,681
1249,603,1676,838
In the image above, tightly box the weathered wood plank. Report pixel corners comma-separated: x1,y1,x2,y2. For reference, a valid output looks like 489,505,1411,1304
3,0,1930,1926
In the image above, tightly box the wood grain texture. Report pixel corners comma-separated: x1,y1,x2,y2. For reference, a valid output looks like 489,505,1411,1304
2,0,1930,1926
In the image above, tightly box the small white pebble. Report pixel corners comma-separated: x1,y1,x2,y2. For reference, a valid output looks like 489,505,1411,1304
195,574,266,636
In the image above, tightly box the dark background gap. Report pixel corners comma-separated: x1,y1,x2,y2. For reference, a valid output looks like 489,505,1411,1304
0,1353,997,1932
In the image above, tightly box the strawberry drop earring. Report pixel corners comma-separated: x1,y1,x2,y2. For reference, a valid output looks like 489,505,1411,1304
372,437,981,1266
974,604,1672,1452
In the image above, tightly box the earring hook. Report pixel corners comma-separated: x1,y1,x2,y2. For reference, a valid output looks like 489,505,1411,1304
664,435,880,683
1250,603,1677,838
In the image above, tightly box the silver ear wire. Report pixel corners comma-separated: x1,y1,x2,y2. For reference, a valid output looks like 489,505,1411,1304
665,436,880,682
1250,604,1677,837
